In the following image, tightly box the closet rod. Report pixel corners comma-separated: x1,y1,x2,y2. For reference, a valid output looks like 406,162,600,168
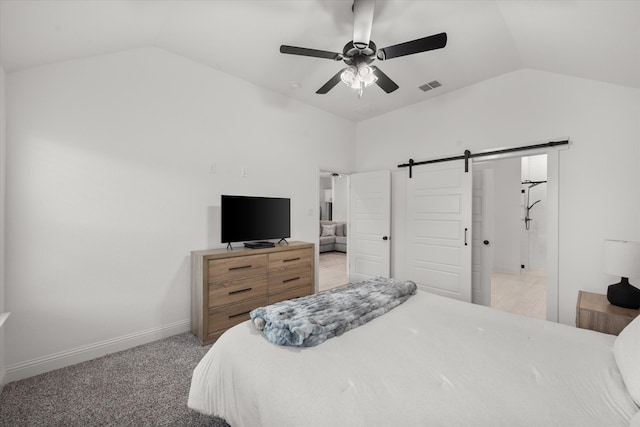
398,139,569,177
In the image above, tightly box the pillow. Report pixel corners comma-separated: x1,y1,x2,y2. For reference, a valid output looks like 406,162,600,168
614,314,640,407
335,223,345,237
321,224,336,237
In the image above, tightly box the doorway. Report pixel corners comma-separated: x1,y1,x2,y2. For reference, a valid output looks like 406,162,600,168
475,154,549,320
393,145,561,321
318,170,349,291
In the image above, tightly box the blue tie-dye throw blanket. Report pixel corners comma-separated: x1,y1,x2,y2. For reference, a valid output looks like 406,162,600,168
250,277,417,347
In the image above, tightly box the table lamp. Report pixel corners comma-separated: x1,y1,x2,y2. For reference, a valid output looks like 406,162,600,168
603,239,640,309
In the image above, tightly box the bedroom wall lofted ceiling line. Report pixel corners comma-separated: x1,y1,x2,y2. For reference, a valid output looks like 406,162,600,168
0,1,638,121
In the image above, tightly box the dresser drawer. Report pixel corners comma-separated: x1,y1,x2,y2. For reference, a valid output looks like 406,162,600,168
209,276,267,308
208,254,267,283
268,266,312,295
269,284,312,305
268,248,311,272
207,296,267,335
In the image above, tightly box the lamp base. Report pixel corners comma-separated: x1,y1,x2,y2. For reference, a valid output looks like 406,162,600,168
607,277,640,309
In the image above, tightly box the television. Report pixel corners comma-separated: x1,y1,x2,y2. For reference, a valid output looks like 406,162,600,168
221,195,291,247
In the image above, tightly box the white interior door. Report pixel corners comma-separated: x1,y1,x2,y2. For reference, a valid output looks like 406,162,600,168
472,164,494,306
349,170,391,282
406,160,472,302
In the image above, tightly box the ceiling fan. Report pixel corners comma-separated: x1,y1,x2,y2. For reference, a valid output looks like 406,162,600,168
280,0,447,97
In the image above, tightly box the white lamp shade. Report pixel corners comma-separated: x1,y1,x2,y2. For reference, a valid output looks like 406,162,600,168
603,240,640,279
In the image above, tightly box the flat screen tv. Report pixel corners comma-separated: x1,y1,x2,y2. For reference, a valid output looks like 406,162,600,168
221,195,291,245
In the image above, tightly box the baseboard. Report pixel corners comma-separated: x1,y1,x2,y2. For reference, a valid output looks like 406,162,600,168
0,368,6,393
493,266,522,275
5,319,191,384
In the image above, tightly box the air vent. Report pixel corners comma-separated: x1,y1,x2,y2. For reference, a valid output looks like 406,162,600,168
419,80,442,92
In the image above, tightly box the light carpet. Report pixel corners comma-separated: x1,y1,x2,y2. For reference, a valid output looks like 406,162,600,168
0,333,230,426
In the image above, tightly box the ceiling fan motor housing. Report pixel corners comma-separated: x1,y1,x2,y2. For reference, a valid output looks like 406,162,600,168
343,40,376,66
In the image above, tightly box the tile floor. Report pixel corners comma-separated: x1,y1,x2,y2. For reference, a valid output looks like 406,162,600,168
491,269,547,320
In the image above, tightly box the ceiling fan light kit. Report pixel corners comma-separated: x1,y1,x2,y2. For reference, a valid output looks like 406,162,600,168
340,63,378,98
340,66,357,86
280,0,447,97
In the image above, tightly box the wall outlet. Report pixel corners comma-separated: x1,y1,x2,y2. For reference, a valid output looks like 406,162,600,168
241,167,248,177
208,164,216,174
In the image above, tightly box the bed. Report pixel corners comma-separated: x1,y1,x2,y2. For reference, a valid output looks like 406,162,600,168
188,284,640,427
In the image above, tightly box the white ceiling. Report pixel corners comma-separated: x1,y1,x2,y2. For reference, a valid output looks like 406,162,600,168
1,0,639,122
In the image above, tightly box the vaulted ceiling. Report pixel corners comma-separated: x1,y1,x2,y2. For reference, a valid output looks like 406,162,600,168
1,0,639,122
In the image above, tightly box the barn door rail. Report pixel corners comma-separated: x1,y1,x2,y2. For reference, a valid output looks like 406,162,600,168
398,140,569,178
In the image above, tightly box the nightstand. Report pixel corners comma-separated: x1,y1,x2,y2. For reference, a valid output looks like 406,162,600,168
576,291,640,335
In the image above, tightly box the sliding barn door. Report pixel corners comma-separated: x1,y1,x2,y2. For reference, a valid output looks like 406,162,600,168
406,161,472,302
349,170,391,283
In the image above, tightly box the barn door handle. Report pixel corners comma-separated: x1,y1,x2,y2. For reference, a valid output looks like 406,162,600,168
464,228,468,246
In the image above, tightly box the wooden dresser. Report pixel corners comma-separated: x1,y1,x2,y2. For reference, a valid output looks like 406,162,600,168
191,241,314,345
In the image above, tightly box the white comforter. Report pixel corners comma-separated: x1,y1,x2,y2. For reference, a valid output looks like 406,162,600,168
188,291,639,427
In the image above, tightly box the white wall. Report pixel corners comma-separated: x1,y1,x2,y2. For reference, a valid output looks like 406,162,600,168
5,47,355,380
356,69,640,325
0,66,7,388
491,158,521,274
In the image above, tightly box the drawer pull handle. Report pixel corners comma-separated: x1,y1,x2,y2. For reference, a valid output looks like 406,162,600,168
229,287,252,295
283,257,301,263
228,311,251,319
283,276,301,283
229,265,252,271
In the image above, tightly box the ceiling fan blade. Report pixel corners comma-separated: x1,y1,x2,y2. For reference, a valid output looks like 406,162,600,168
376,32,447,61
353,0,375,49
280,45,343,61
316,69,345,94
371,66,399,93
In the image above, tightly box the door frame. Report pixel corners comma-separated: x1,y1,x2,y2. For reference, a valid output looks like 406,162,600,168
471,163,494,306
316,167,352,293
471,145,564,322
